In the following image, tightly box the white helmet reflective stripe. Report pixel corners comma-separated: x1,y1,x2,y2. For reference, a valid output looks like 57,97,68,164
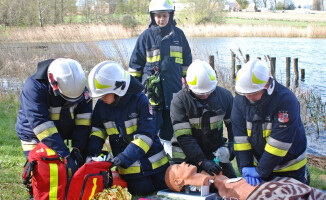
186,60,217,94
47,58,86,101
149,0,174,13
88,61,130,98
235,59,270,94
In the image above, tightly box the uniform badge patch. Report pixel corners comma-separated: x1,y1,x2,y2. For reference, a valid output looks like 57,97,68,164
149,105,153,115
278,111,289,123
84,90,90,100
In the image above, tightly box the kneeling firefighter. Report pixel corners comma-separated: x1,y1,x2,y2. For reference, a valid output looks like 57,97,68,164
16,58,92,174
87,61,170,195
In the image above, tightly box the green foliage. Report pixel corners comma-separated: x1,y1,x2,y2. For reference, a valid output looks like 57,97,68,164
179,0,225,24
308,166,326,190
121,14,138,30
236,0,249,10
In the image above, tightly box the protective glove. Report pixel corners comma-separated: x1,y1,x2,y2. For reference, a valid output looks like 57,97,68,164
200,159,222,176
242,167,263,186
111,157,125,168
227,142,235,161
70,147,84,168
65,156,78,177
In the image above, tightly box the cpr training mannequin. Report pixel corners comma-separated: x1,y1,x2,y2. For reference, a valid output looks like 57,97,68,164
165,162,326,200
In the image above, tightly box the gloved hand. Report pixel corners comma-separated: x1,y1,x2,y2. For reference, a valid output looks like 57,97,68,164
70,147,84,168
242,167,262,186
111,157,125,167
227,142,235,161
65,156,78,177
200,159,222,176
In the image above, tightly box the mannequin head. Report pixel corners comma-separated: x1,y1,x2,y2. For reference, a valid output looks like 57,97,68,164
165,162,214,192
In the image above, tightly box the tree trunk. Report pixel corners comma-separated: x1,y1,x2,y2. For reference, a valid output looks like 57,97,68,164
54,0,57,24
38,0,43,27
61,0,64,23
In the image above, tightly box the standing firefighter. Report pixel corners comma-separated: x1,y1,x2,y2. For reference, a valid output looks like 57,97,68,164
129,0,192,156
231,59,309,186
170,60,237,179
16,58,92,174
87,61,169,195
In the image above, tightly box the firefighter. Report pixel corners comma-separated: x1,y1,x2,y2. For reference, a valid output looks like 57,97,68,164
128,0,192,156
170,60,237,179
87,61,169,195
16,58,92,174
231,59,309,186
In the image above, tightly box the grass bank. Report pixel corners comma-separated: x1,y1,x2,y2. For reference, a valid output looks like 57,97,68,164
0,91,325,199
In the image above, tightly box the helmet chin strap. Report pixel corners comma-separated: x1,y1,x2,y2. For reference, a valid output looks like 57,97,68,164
110,95,121,107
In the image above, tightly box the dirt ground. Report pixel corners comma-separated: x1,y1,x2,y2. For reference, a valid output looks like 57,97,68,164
307,154,326,169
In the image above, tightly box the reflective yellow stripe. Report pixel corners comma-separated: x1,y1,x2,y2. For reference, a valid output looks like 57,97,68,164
172,152,186,159
273,158,307,172
175,57,183,64
175,128,192,138
70,113,74,119
247,129,252,137
126,125,137,135
130,72,142,77
21,144,37,151
37,127,58,141
50,113,60,121
106,128,119,135
149,98,159,105
170,51,182,58
263,130,271,138
118,166,141,174
234,143,252,151
182,70,187,76
49,163,58,200
152,156,168,170
146,55,161,63
89,178,97,200
265,143,288,157
75,119,91,126
132,138,150,153
90,130,107,140
211,121,223,130
190,123,201,130
46,148,56,156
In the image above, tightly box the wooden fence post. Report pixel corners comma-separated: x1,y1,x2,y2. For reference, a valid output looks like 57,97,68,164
294,58,299,87
270,57,276,79
301,69,305,80
209,55,214,69
286,57,291,87
231,51,236,83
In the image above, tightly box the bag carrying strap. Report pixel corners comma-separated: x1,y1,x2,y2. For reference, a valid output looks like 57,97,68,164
22,160,37,199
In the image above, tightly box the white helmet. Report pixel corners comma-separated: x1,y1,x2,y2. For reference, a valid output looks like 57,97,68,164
235,60,270,94
47,58,86,102
149,0,174,13
186,60,217,95
88,61,130,98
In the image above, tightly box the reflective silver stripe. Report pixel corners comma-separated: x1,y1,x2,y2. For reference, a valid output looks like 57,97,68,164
172,146,184,153
33,121,56,135
263,122,272,130
246,121,252,129
148,150,166,163
182,66,188,71
189,117,200,125
129,160,141,167
210,115,224,123
134,134,153,147
21,139,38,145
267,137,292,151
170,46,182,52
104,121,116,129
273,151,306,170
125,118,138,128
76,113,92,120
224,118,231,124
49,106,61,114
92,127,102,132
146,49,160,57
173,122,191,131
234,136,249,143
70,104,77,113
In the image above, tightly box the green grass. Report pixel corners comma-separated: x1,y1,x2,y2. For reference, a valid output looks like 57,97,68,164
0,93,325,199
